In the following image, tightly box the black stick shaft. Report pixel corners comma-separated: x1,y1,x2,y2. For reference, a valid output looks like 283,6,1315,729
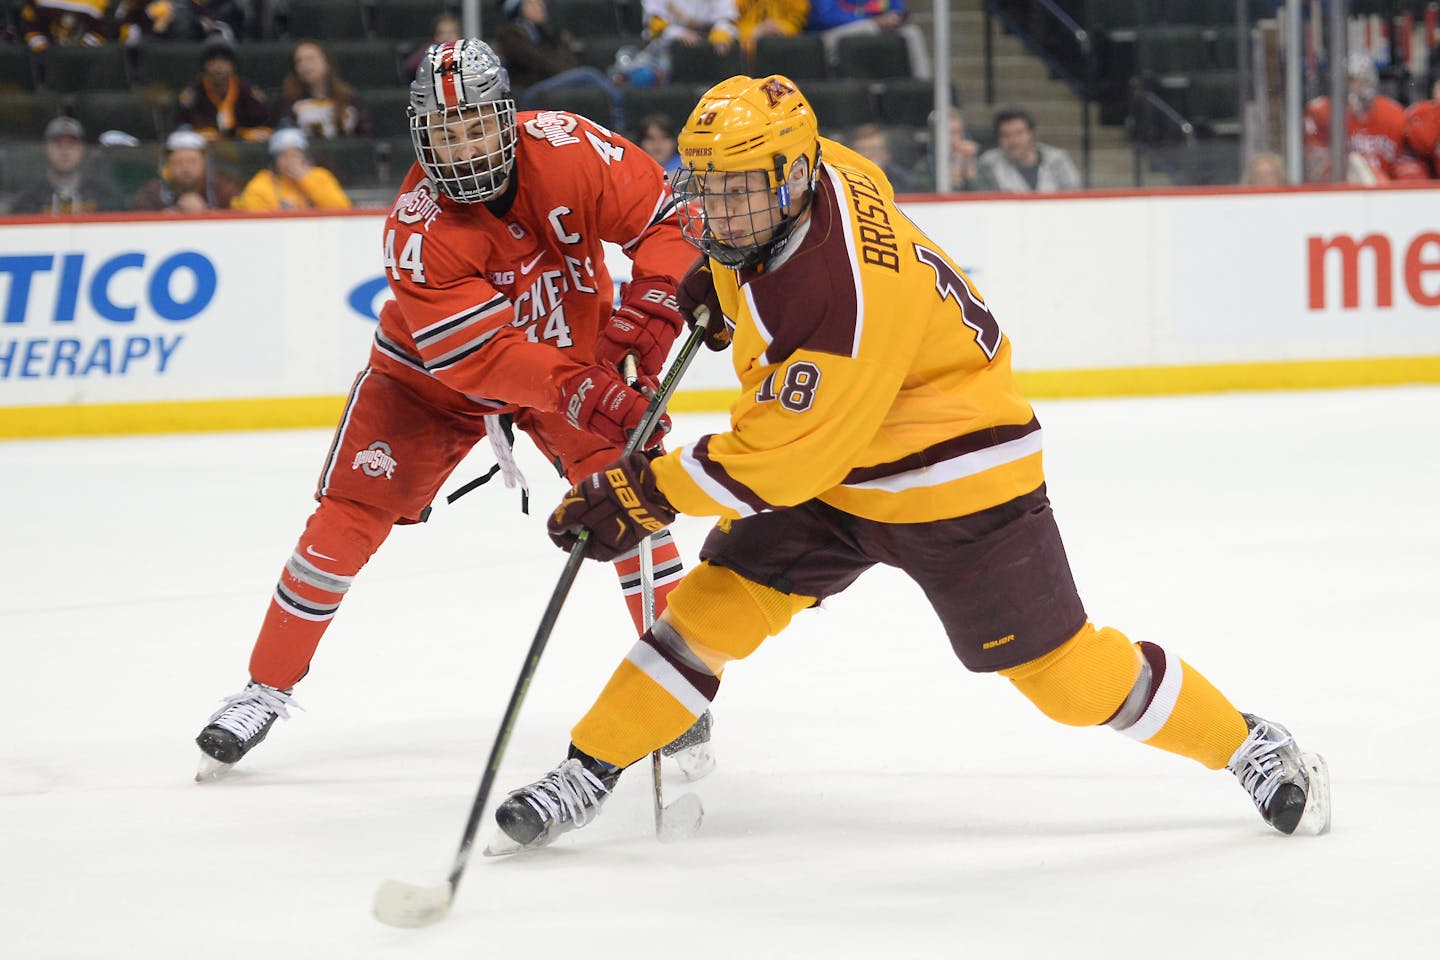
442,321,708,899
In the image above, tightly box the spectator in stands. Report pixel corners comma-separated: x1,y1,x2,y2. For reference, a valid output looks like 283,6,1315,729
1302,53,1405,184
176,33,272,142
932,109,984,191
8,117,123,215
402,12,462,79
806,0,930,80
847,122,925,193
132,128,239,212
232,127,352,211
272,40,374,140
976,107,1081,193
735,0,809,57
1242,151,1287,187
19,0,108,53
635,113,682,174
494,0,625,129
643,0,739,59
115,0,200,44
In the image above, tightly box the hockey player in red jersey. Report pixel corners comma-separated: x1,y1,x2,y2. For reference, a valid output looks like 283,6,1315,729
194,38,711,778
1400,97,1440,179
1303,53,1406,183
490,74,1331,849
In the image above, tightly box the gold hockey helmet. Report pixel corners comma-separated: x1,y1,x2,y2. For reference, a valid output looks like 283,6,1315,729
677,75,821,185
672,75,823,268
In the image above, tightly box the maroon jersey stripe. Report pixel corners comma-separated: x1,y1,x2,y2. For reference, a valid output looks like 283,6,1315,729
693,435,776,514
841,416,1042,486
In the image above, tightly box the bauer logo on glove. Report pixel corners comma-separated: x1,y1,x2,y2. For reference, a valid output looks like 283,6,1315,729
548,453,677,561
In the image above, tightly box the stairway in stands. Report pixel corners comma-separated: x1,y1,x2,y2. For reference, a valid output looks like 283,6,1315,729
908,0,1167,189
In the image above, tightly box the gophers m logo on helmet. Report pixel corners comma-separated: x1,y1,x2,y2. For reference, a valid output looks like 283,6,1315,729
760,79,796,108
353,441,398,479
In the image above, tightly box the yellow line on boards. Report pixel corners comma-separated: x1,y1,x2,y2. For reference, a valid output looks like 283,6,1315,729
1014,355,1440,398
3,356,1438,439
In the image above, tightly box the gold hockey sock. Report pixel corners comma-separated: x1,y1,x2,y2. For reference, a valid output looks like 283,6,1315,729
572,561,813,767
1003,623,1250,770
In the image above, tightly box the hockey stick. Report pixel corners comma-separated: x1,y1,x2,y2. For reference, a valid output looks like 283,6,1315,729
372,318,709,930
621,355,706,845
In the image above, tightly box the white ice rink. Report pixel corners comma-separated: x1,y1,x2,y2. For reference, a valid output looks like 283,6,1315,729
3,387,1437,958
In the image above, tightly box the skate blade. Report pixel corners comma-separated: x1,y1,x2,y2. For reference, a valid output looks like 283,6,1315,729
481,830,526,858
194,753,235,783
372,879,452,928
670,743,716,783
657,791,704,843
1296,753,1332,836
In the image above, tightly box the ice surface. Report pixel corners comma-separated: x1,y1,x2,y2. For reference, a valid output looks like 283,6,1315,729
2,388,1436,958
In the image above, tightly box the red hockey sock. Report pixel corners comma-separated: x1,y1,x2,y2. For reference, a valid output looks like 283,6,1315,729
610,528,684,633
247,497,396,689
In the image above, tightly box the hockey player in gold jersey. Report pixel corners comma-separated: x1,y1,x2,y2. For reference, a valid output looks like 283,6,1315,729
492,74,1331,849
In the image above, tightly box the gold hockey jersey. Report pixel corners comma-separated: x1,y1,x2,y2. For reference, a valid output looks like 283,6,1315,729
651,138,1044,524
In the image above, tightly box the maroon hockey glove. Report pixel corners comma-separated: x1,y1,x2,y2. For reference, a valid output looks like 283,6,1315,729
558,364,670,450
548,453,677,561
596,275,684,377
676,255,731,351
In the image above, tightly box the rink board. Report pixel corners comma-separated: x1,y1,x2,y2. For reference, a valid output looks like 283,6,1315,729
2,185,1438,438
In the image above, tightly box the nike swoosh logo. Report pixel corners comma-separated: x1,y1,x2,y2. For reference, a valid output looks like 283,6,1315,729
305,545,339,562
520,252,544,274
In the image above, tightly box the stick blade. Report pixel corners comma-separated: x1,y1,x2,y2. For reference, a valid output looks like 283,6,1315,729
372,879,453,928
657,791,704,843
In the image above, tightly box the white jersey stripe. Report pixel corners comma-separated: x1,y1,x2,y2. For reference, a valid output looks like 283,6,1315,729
820,164,866,359
413,296,508,344
678,443,758,517
840,429,1044,494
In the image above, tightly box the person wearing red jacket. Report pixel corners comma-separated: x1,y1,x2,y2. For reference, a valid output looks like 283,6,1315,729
1400,96,1440,179
193,39,710,779
1302,53,1406,183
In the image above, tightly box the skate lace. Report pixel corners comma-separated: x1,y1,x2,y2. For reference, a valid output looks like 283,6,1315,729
518,758,611,829
1228,719,1292,811
207,684,298,739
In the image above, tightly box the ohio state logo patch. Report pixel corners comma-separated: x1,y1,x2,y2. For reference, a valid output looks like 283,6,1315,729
353,441,398,479
524,112,580,146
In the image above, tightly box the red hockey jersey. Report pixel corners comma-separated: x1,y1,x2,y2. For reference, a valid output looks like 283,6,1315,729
371,110,696,413
1302,95,1407,181
1402,100,1440,178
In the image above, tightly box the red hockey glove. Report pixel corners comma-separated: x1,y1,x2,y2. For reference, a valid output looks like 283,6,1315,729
596,275,684,377
676,255,731,351
548,453,677,561
558,364,669,450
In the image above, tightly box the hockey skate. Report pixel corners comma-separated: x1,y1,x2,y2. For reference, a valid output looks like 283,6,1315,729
662,709,716,782
489,750,620,853
194,681,298,782
1228,713,1331,836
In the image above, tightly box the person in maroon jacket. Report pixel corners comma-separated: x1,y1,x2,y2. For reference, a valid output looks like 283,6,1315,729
175,34,272,142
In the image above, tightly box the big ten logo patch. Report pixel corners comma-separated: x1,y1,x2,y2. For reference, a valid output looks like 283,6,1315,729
353,441,398,479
